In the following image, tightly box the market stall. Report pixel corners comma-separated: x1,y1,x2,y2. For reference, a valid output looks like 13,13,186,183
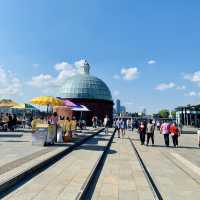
30,96,64,146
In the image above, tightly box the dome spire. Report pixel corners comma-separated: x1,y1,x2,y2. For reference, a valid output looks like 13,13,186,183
79,59,90,75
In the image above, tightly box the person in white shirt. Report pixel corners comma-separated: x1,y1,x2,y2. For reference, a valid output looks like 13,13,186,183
116,118,121,138
120,118,125,137
103,115,109,134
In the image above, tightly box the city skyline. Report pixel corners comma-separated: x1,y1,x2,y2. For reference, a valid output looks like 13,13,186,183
1,0,200,113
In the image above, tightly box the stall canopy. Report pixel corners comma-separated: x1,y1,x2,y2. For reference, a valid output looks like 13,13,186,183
71,105,90,112
0,99,19,108
63,100,77,108
12,103,38,110
59,99,90,111
30,96,64,106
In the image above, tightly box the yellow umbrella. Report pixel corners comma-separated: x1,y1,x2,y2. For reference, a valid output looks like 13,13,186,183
30,96,64,106
0,99,19,108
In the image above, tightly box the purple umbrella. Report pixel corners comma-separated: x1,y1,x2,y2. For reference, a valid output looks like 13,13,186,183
63,100,78,108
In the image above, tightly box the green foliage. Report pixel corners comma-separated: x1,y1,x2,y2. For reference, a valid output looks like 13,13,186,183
158,109,170,118
171,111,176,118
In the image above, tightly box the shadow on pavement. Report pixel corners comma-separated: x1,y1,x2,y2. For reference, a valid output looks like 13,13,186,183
181,131,197,135
0,140,29,143
0,134,23,137
76,144,117,154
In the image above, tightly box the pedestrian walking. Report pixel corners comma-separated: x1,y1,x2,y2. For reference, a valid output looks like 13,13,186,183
116,118,121,138
103,115,110,134
92,115,98,128
126,118,130,130
120,118,126,137
169,123,180,147
138,121,146,145
160,121,170,147
156,121,161,131
197,128,200,148
146,120,155,146
131,118,134,131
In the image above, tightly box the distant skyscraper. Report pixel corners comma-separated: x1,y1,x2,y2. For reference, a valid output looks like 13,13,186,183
116,99,121,113
120,106,126,113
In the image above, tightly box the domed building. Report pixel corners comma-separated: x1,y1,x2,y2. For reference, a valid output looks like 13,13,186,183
55,60,113,125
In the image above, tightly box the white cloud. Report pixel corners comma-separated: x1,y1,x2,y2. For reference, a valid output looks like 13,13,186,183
188,91,197,96
54,62,78,84
28,74,54,88
113,74,120,80
155,82,186,91
33,64,39,68
113,90,120,97
0,66,22,98
184,91,200,97
121,67,139,80
184,71,200,82
28,60,83,93
155,82,176,91
176,85,186,90
124,102,134,105
74,59,86,68
147,59,156,65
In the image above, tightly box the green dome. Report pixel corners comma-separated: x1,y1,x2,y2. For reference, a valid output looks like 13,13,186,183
60,74,112,101
59,60,112,102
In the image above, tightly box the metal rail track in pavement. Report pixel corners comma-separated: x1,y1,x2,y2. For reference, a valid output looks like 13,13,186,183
0,128,104,199
129,137,164,200
75,130,116,200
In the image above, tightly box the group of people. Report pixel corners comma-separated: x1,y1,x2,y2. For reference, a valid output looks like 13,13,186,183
113,118,126,138
0,113,18,131
31,112,77,138
137,120,181,147
57,115,77,138
31,112,78,144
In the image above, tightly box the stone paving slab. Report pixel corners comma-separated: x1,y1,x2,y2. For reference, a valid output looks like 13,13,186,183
0,127,100,177
130,130,200,200
3,131,111,200
91,136,154,200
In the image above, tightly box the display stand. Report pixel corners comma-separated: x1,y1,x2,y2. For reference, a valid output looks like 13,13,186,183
32,124,57,146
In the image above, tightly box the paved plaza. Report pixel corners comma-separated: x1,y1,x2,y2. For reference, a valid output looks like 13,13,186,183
129,129,200,200
0,128,99,175
2,132,112,200
0,128,200,199
91,137,154,200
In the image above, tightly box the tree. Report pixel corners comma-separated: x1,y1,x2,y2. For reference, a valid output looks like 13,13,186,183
158,109,170,118
171,111,176,118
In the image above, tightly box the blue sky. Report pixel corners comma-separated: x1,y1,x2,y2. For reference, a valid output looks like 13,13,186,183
1,0,200,113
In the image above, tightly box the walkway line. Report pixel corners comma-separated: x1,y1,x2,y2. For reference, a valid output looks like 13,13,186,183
170,152,200,177
129,137,164,200
76,130,115,200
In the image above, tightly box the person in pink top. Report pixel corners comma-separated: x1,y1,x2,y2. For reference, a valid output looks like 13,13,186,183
160,121,170,147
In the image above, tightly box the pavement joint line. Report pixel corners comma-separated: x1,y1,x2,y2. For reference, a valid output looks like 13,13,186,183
128,137,164,200
0,148,56,176
0,128,104,199
161,152,200,185
76,130,115,200
170,152,200,177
